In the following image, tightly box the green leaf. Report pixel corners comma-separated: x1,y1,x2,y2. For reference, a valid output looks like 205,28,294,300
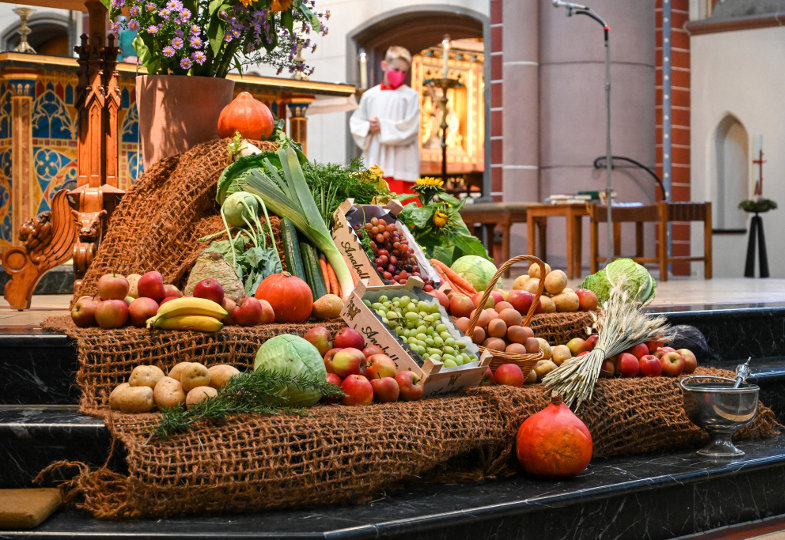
216,152,281,205
298,3,321,30
282,10,294,34
432,244,455,266
451,229,491,261
403,205,435,228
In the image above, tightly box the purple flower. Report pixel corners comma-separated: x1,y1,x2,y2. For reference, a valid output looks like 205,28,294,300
175,29,184,37
162,46,175,57
192,51,206,65
166,0,182,10
188,36,202,48
145,2,155,12
159,8,170,20
325,9,331,19
171,37,184,50
180,8,191,21
128,19,140,31
190,24,200,35
111,0,124,8
180,57,192,70
110,21,121,33
129,5,140,16
146,25,159,34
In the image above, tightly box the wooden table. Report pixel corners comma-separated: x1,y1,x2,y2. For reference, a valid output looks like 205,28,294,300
459,203,512,264
526,203,590,279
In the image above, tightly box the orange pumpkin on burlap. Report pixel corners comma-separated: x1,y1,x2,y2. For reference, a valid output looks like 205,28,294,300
254,272,313,323
516,392,593,477
217,91,275,140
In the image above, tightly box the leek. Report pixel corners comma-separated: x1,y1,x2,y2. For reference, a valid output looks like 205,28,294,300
241,147,355,299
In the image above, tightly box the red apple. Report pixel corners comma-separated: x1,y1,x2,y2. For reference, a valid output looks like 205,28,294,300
163,284,183,298
638,354,663,377
365,354,397,379
655,346,676,359
646,336,665,353
628,343,650,360
303,326,332,356
480,367,495,386
371,376,400,402
618,352,640,378
259,299,275,323
471,292,495,309
575,288,599,311
362,345,385,358
660,351,685,377
333,327,364,350
490,290,505,305
533,298,544,314
323,347,342,374
585,334,599,351
599,358,615,378
566,337,588,356
576,351,590,357
449,294,474,318
493,363,524,387
193,278,224,305
159,296,179,306
128,297,159,327
70,296,97,327
678,348,698,374
221,297,237,324
94,299,129,328
428,289,450,309
507,290,534,315
137,271,166,302
395,371,425,401
322,373,343,403
341,374,373,405
233,297,264,326
331,347,366,377
96,273,129,300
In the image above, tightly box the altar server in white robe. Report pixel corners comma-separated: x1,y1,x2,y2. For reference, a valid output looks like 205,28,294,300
350,46,421,194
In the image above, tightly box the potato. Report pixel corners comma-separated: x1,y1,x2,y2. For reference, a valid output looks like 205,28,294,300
522,278,541,295
552,291,580,312
524,369,538,384
186,385,218,409
168,362,193,382
128,365,165,389
528,262,551,279
180,362,211,392
512,274,529,290
539,296,556,313
533,359,558,381
208,364,241,389
312,294,343,320
524,337,541,354
551,344,572,366
153,376,186,409
536,338,552,360
109,384,155,413
126,273,142,299
544,269,568,295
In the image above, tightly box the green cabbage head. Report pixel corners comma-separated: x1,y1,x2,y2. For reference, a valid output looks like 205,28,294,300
450,255,501,291
580,258,655,305
254,334,326,407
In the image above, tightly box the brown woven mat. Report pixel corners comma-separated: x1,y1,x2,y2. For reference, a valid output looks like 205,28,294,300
72,138,280,302
42,315,347,415
40,366,777,520
529,310,596,344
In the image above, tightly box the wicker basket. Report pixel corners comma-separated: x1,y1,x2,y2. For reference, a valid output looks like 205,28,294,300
467,255,546,373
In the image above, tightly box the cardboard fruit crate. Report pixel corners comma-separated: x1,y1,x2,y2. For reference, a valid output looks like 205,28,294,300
331,199,441,289
340,278,491,398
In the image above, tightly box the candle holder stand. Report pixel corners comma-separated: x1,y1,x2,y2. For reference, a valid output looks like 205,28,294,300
427,77,461,184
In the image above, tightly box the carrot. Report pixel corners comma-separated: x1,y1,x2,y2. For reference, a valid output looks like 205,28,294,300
326,259,341,298
430,259,477,294
319,255,332,295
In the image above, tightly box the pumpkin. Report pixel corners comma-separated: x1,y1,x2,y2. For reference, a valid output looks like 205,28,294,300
515,392,593,477
217,91,275,140
254,272,313,323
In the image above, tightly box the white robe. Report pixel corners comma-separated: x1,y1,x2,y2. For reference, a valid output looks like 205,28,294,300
349,84,421,182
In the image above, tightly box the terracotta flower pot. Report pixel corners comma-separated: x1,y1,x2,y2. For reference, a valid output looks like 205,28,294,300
136,75,235,170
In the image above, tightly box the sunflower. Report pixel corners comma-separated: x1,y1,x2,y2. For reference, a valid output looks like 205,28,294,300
412,176,445,205
270,0,293,12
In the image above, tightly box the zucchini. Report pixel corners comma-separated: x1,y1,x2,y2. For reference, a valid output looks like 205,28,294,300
280,218,307,281
300,240,328,300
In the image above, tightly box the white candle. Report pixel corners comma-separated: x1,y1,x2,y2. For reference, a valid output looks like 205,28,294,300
753,134,762,161
358,49,367,89
442,35,450,79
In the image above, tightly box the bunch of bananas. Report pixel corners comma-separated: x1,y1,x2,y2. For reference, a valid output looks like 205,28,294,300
146,297,227,332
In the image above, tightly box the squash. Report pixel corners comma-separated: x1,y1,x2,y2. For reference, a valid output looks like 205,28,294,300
254,272,313,323
217,91,275,140
515,392,593,477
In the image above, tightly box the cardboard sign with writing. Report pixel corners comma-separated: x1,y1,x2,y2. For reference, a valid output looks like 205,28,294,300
341,279,491,397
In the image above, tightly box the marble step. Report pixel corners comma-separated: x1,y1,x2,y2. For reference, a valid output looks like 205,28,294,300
1,430,785,539
0,264,74,295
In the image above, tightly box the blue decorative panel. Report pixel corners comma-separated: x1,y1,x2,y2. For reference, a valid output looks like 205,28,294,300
121,87,130,109
127,151,143,182
34,147,77,213
0,83,11,140
32,87,74,140
121,103,138,144
65,83,74,105
0,148,11,243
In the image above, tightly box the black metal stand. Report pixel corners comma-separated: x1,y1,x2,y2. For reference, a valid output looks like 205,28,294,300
744,212,769,278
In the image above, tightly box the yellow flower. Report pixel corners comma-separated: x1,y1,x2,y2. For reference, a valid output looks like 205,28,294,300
368,164,384,179
417,176,444,188
239,0,254,6
270,0,293,12
433,210,449,227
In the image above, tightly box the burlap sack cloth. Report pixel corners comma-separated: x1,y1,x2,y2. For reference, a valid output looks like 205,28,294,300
40,139,779,519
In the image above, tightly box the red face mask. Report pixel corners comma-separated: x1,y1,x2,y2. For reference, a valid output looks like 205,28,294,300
386,70,406,89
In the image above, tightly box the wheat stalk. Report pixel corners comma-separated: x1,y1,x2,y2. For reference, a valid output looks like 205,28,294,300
542,282,669,410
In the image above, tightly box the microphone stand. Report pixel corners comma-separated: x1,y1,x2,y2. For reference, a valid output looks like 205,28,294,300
560,5,614,265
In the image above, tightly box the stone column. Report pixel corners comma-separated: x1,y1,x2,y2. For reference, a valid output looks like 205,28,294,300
539,1,656,269
3,69,38,241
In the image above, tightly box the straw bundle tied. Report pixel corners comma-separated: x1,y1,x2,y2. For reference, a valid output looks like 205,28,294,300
542,281,669,409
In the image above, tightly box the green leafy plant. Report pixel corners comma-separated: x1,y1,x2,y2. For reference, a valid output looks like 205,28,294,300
739,199,778,213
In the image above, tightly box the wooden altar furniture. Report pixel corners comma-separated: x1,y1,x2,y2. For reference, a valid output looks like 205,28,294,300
459,203,511,265
526,203,591,279
588,202,713,281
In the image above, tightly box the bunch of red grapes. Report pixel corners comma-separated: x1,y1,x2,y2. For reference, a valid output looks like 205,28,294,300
354,217,435,292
